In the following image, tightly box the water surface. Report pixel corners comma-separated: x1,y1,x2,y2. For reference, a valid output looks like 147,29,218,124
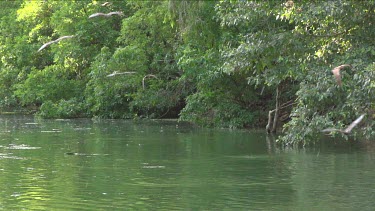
0,115,374,210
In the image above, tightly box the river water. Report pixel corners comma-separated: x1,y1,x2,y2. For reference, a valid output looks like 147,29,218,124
0,115,374,210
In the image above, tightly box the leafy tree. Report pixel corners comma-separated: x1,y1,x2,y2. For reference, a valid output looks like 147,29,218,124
170,1,260,128
277,1,375,145
180,0,298,128
13,0,129,117
0,0,36,108
85,46,141,118
0,0,373,145
96,1,185,118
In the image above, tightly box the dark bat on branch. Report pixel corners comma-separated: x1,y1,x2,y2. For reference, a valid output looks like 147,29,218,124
38,35,75,52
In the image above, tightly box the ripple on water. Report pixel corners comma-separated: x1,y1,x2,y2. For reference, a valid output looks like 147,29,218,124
0,153,24,160
142,165,166,169
2,144,41,150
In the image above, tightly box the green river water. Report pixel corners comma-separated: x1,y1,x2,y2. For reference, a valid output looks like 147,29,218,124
0,115,374,210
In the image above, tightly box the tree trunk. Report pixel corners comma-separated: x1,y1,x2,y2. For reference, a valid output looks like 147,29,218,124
271,86,280,133
266,85,282,134
266,109,273,133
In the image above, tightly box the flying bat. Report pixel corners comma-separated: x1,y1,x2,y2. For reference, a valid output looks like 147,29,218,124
331,64,352,86
38,35,75,52
107,71,136,77
89,11,123,18
322,114,365,134
101,2,111,6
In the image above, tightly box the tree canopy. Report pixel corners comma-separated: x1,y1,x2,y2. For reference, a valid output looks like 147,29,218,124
0,0,374,145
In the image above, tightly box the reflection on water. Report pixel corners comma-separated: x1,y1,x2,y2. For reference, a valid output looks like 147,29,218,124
0,115,374,210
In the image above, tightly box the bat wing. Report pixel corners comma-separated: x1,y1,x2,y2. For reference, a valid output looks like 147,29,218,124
344,114,365,133
89,13,105,18
59,35,74,41
332,67,342,86
38,41,53,52
336,64,351,69
107,71,136,77
38,35,74,52
108,11,123,16
331,64,351,86
322,128,342,133
107,72,118,77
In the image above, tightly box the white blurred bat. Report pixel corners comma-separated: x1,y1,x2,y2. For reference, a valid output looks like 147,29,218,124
331,64,352,86
89,11,123,18
322,114,365,134
38,35,75,52
107,71,136,77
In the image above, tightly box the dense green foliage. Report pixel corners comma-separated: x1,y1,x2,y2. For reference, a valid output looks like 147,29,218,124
0,0,374,145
